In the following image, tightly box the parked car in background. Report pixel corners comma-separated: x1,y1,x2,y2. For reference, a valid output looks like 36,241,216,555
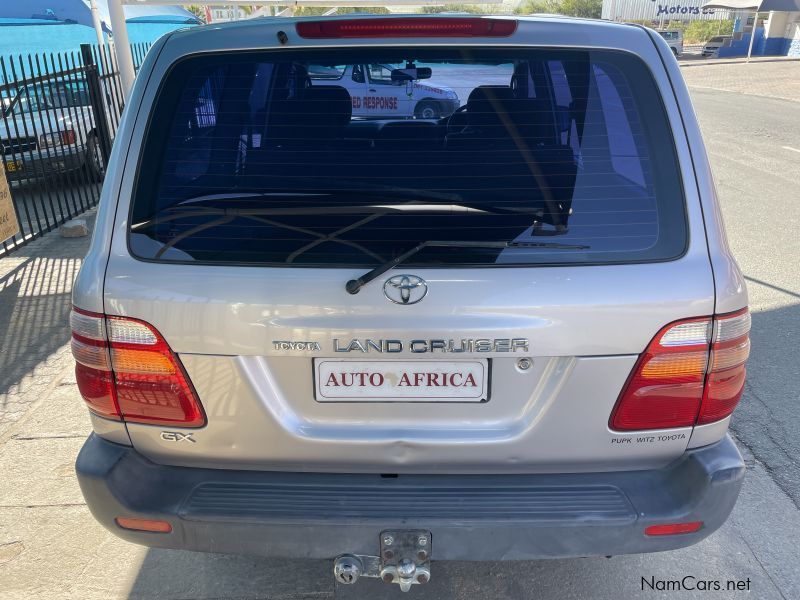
309,63,460,119
72,15,750,594
703,35,733,58
657,29,684,56
0,79,105,183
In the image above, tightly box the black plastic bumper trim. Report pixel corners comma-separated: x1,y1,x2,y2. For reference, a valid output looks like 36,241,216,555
76,434,745,560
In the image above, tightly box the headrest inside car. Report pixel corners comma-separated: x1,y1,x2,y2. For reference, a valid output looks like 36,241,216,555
466,86,514,129
299,85,352,133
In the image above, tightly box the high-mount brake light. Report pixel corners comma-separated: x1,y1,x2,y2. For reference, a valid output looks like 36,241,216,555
70,307,205,427
610,309,750,431
295,17,517,39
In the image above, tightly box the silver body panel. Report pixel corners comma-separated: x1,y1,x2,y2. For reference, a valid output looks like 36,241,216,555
74,16,747,473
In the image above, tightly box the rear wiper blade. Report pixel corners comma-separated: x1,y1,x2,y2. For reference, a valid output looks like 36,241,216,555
345,240,590,295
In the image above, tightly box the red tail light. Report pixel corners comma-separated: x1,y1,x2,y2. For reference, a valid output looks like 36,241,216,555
296,17,517,39
60,129,77,145
70,308,205,427
698,309,750,425
610,309,750,431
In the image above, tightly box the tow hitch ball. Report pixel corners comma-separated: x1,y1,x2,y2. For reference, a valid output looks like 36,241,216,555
333,530,432,592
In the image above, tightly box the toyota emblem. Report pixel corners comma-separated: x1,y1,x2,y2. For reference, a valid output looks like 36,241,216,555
383,274,428,305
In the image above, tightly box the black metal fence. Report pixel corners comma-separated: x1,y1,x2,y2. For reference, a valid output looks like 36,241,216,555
0,42,151,258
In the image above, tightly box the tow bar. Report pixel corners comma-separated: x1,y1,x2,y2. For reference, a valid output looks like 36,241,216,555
333,530,431,592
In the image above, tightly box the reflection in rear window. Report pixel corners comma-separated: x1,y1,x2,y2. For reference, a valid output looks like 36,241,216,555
130,48,686,267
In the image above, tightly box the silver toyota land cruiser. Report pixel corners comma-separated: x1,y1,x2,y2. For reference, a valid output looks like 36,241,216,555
72,15,750,592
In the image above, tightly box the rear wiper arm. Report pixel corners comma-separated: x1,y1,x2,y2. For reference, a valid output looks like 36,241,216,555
345,240,590,295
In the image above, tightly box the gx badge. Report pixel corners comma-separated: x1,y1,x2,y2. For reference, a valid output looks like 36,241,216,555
161,431,196,443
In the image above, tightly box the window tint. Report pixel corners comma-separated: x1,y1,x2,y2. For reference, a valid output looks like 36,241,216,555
130,48,686,267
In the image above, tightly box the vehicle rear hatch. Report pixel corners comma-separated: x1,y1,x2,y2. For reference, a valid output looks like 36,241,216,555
100,18,715,473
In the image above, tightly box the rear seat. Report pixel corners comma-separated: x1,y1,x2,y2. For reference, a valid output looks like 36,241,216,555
442,85,574,212
446,85,514,144
375,121,441,150
446,85,559,150
245,85,368,190
245,82,574,215
268,85,352,148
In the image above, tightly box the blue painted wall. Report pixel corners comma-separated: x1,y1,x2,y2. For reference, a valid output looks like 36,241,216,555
761,36,792,55
0,21,196,84
719,27,796,57
718,27,765,57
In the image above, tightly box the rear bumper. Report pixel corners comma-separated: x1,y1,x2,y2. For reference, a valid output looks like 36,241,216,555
4,146,85,182
76,434,745,560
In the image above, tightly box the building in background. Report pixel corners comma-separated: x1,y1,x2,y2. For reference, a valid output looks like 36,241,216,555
601,0,740,22
762,10,800,55
602,0,799,57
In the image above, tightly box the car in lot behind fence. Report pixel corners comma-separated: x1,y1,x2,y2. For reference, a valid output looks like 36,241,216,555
0,78,106,184
71,15,750,594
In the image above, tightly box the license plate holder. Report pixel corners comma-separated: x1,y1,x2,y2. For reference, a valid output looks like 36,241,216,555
314,358,489,402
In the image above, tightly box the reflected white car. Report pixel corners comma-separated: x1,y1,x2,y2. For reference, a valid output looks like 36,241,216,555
310,63,460,119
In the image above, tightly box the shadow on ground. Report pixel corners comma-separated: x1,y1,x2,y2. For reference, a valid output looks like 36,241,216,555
730,299,800,509
0,214,94,429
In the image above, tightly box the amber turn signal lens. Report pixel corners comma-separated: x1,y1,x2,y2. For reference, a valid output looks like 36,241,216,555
115,517,172,533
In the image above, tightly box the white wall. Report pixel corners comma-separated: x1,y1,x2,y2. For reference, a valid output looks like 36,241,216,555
786,12,800,56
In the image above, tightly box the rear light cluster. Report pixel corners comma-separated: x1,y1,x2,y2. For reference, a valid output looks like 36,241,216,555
40,129,77,148
296,17,517,39
70,308,205,427
610,309,750,431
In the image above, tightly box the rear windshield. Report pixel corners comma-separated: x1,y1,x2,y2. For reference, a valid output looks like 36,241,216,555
129,48,686,267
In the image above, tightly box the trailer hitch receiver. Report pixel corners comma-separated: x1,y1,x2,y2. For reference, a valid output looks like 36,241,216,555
333,530,432,592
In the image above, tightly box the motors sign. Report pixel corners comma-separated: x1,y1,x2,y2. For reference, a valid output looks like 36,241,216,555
602,0,727,21
653,0,716,16
0,163,21,244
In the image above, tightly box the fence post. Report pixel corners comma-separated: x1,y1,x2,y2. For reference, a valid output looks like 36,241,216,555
80,44,113,167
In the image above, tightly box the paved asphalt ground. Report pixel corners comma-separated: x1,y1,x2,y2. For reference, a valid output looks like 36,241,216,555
1,60,799,599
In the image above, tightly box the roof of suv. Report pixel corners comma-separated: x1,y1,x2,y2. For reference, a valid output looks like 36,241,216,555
163,13,647,45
